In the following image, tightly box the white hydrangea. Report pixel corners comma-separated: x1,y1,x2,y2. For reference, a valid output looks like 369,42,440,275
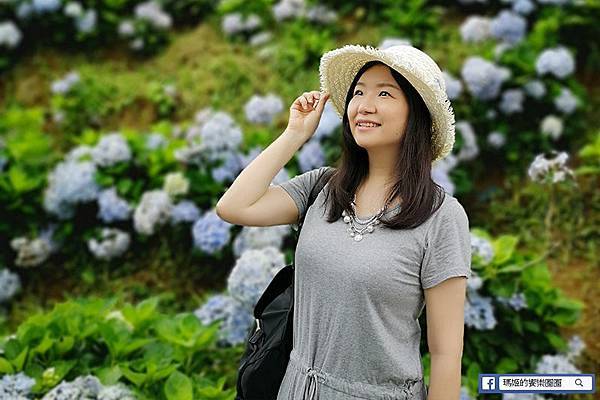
566,334,585,361
540,115,564,140
244,93,285,125
10,235,53,267
50,71,81,95
64,2,83,17
527,151,574,183
88,228,131,260
455,121,479,161
118,20,135,37
222,12,261,35
133,190,173,235
163,172,189,197
272,0,305,22
535,354,581,374
487,131,506,148
460,15,491,43
0,21,23,49
232,225,291,258
249,31,273,47
92,132,132,167
135,0,172,29
305,4,337,24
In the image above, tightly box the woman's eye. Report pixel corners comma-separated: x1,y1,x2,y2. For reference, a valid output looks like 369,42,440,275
353,90,390,96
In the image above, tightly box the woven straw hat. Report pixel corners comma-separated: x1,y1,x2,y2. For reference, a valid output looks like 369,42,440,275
319,44,455,163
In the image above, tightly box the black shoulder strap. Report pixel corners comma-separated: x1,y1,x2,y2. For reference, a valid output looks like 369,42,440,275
294,167,335,241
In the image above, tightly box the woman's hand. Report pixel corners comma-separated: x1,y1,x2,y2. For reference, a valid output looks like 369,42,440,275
286,90,331,140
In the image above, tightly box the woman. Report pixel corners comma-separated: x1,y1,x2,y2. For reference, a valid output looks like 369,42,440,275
217,44,471,400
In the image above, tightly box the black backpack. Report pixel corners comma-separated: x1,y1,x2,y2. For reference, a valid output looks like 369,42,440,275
234,168,334,400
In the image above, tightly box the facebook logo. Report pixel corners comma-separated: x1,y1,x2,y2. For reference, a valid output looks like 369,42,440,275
480,375,497,392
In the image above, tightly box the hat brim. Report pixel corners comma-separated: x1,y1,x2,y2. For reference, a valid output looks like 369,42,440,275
319,44,455,163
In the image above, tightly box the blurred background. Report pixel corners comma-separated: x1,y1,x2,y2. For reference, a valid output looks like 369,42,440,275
0,0,598,399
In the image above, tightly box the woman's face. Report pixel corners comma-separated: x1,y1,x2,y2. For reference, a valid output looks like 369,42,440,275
347,64,409,149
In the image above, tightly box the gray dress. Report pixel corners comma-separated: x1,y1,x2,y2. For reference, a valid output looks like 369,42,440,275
275,166,472,400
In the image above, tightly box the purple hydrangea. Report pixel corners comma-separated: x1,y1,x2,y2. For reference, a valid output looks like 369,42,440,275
512,0,536,14
170,200,201,224
244,93,285,125
211,151,244,183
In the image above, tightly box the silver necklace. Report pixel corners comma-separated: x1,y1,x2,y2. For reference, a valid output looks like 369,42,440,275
342,193,396,242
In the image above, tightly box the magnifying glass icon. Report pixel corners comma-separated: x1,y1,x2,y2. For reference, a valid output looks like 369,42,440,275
575,378,583,387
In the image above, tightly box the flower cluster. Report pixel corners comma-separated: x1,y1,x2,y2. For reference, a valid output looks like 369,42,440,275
527,151,574,183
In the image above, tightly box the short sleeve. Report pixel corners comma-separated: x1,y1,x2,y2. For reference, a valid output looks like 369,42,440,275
275,166,331,226
420,197,472,290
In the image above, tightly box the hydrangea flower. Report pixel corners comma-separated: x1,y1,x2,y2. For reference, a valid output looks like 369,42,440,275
466,271,483,292
455,121,479,161
50,71,81,95
443,71,463,100
227,247,286,309
135,0,172,29
75,9,97,33
527,151,574,183
496,291,528,311
272,0,305,22
471,233,494,264
499,88,524,114
503,393,546,400
461,57,511,100
145,132,168,150
554,87,578,114
431,164,455,196
91,132,132,167
10,233,55,268
566,335,585,361
133,190,173,235
0,268,21,302
523,80,546,99
535,47,576,79
304,4,337,24
163,172,189,197
489,10,527,44
487,131,506,148
298,139,325,172
211,150,244,183
170,200,200,224
460,386,474,400
118,20,135,37
32,0,61,13
535,354,580,374
244,93,285,125
218,299,256,345
460,16,491,43
379,37,412,49
465,292,497,330
0,21,23,49
540,115,564,140
313,101,341,140
41,375,136,400
97,187,132,223
0,372,36,399
64,2,83,17
192,209,232,254
194,293,237,325
233,225,290,258
44,160,100,219
249,31,273,47
87,228,131,260
512,0,536,14
222,12,261,35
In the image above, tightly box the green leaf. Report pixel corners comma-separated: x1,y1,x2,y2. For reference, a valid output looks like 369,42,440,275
164,371,193,400
492,235,519,265
120,364,147,386
0,357,15,374
496,357,518,374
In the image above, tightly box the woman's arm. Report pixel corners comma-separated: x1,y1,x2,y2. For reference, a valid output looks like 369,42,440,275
424,276,468,400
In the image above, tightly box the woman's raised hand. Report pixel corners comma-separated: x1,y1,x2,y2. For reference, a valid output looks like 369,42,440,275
286,90,330,140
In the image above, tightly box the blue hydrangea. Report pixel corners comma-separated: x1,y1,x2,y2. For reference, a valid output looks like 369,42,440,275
272,0,304,22
313,101,342,140
512,0,536,14
535,47,575,79
196,111,243,156
460,386,474,400
535,354,580,374
465,292,497,330
227,247,286,310
496,291,528,311
471,233,494,264
232,225,290,258
0,21,23,49
443,71,463,100
75,9,97,33
244,93,285,125
459,15,491,43
194,293,237,325
50,71,81,95
97,187,132,223
44,160,100,219
566,335,585,361
455,121,479,161
170,200,200,224
0,372,35,399
16,3,33,19
490,10,527,44
487,131,506,148
523,80,546,99
219,298,255,346
461,57,511,100
221,12,261,35
499,88,525,114
32,0,61,13
211,150,243,183
192,209,232,254
145,132,168,150
431,164,455,196
41,374,136,400
134,0,173,29
0,268,21,303
298,139,325,173
92,132,132,167
554,87,578,114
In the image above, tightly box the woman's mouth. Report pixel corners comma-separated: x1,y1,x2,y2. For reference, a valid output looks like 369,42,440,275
356,123,381,131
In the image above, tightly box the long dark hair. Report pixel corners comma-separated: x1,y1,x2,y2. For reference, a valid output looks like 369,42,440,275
320,60,446,230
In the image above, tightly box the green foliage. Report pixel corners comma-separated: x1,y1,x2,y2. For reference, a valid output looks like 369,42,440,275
0,296,238,399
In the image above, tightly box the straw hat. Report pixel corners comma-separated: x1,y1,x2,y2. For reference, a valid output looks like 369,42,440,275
319,44,455,163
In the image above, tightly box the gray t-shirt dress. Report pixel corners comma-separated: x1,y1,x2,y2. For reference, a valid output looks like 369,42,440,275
274,166,472,400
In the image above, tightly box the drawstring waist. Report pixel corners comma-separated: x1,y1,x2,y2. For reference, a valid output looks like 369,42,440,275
287,349,424,400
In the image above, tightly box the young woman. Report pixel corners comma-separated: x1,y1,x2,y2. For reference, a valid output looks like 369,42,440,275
217,44,472,400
